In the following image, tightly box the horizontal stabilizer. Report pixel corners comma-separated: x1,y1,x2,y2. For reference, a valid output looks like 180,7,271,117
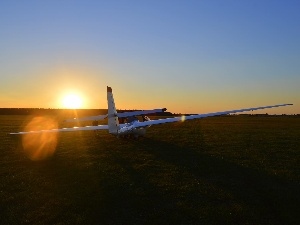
117,108,166,118
64,108,167,122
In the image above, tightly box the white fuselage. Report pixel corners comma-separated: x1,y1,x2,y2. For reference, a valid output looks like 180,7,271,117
117,121,146,137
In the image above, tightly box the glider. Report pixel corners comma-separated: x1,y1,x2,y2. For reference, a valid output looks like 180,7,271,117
10,86,293,138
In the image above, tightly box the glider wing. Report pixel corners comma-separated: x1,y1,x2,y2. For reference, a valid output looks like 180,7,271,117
10,125,109,134
133,104,293,128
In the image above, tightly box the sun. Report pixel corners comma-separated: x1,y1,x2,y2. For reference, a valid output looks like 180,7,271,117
62,94,83,109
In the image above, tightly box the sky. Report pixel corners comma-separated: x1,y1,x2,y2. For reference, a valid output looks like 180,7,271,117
0,0,299,114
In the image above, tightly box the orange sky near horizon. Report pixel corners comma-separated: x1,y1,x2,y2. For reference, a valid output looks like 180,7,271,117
0,64,297,115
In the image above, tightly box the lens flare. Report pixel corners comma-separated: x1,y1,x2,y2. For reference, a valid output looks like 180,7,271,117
22,117,58,161
181,115,186,122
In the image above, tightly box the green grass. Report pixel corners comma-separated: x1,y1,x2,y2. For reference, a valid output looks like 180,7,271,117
0,115,299,224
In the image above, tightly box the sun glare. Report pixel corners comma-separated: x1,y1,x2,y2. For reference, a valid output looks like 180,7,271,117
62,94,83,109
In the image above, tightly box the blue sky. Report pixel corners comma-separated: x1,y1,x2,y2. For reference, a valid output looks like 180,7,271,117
0,0,299,114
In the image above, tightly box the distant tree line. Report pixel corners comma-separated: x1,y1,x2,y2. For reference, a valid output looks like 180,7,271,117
0,108,174,117
0,108,106,117
0,108,298,117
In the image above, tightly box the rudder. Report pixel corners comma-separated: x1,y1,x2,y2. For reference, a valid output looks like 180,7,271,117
107,86,119,134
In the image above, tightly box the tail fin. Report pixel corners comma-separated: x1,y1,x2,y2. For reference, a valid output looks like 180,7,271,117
107,86,119,134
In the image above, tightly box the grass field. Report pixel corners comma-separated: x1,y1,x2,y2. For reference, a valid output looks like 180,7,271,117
0,115,299,224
